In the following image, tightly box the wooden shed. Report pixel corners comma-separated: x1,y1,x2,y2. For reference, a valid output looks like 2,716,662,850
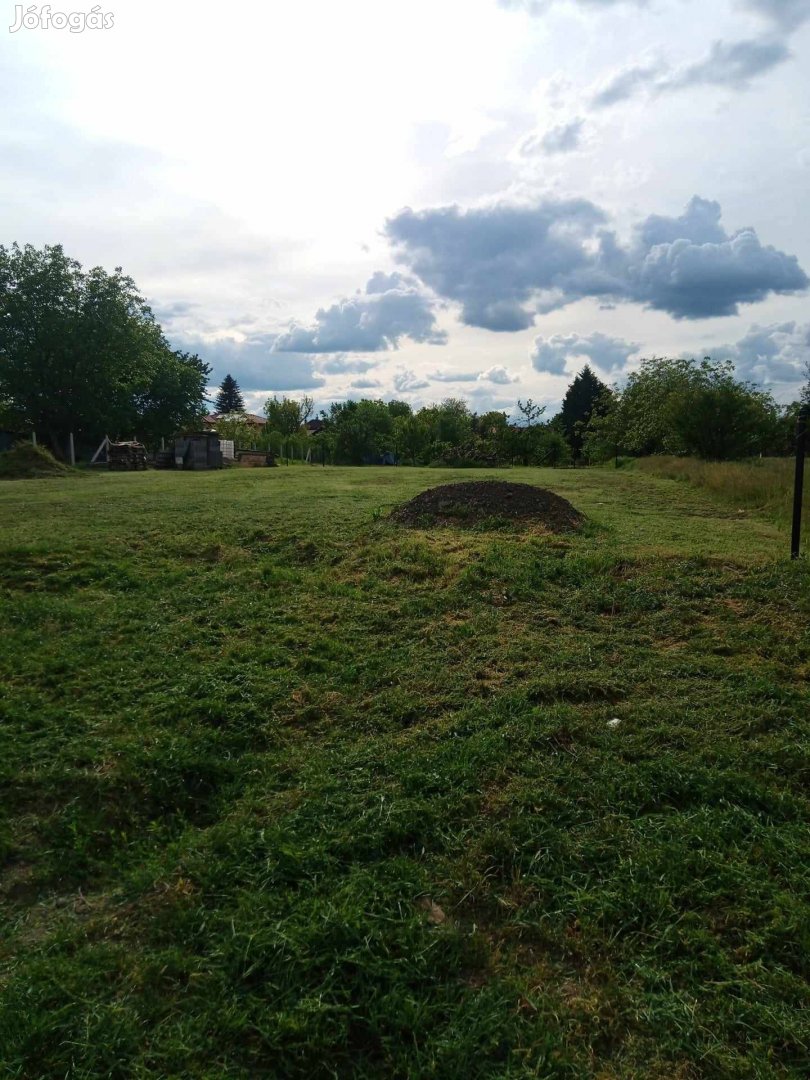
173,432,224,470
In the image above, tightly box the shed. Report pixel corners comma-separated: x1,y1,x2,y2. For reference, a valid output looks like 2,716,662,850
173,431,224,470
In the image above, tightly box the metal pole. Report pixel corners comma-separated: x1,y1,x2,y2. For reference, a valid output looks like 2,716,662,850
68,432,76,466
791,405,808,559
31,431,37,447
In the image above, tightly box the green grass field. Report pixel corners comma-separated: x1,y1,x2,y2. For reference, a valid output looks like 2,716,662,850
1,466,808,1078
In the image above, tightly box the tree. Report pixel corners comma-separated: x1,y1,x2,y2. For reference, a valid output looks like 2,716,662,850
393,411,426,464
136,350,210,445
264,395,304,436
214,374,245,414
510,399,549,465
516,399,545,426
0,243,209,453
667,369,780,460
558,366,609,458
609,357,697,456
263,394,315,435
328,399,394,464
583,356,783,461
298,395,315,426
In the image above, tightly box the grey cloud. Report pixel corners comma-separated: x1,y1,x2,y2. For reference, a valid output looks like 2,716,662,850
430,370,482,382
394,370,431,393
152,300,201,321
661,37,791,92
385,199,608,331
316,355,378,374
591,65,660,108
272,273,446,352
350,378,383,389
481,365,520,384
502,0,810,32
499,0,645,12
523,118,585,156
633,218,808,318
592,35,791,110
741,0,810,30
710,321,810,386
386,195,808,325
636,196,728,248
365,270,416,293
177,335,326,392
430,366,519,384
532,332,640,374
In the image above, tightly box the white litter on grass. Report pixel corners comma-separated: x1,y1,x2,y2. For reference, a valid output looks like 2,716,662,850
607,718,621,728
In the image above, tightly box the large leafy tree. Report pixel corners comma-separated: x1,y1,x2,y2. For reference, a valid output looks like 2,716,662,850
214,374,245,414
263,394,314,436
0,243,209,452
558,365,609,457
667,364,780,460
326,399,394,463
584,356,782,461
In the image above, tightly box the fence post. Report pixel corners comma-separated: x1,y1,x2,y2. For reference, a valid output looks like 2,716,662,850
31,432,37,447
68,432,76,466
791,405,808,559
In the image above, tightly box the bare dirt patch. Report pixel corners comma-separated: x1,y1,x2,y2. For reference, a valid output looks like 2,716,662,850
391,480,585,532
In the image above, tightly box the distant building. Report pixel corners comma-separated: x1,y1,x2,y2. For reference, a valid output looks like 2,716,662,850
203,412,267,429
305,419,325,435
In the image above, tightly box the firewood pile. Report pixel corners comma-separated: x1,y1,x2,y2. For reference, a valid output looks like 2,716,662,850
154,449,174,469
108,441,148,470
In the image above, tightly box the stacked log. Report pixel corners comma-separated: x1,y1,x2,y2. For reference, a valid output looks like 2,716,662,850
235,450,275,467
108,441,148,470
154,449,174,469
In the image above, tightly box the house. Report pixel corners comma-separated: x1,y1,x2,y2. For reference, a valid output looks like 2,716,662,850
305,419,325,435
203,412,267,429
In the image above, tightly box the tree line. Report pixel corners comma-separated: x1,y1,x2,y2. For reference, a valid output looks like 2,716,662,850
215,366,608,467
3,243,807,465
218,355,809,467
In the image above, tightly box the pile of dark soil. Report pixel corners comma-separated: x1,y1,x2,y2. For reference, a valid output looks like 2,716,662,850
0,443,72,480
391,480,584,531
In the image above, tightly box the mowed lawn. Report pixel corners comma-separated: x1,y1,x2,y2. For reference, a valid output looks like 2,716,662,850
0,465,808,1079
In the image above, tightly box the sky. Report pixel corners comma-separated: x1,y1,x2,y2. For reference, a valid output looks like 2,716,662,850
2,0,809,417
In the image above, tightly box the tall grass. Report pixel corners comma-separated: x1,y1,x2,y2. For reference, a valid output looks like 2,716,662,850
633,455,807,527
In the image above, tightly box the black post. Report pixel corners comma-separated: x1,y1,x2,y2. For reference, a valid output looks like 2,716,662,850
791,405,808,559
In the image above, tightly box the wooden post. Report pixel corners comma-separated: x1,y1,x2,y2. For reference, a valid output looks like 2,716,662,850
68,432,76,466
791,405,808,559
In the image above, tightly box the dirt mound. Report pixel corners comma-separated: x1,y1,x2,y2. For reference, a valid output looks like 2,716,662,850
391,480,584,531
0,443,72,479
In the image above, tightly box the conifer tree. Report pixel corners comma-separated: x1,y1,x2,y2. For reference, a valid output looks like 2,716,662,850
214,374,245,414
558,365,608,457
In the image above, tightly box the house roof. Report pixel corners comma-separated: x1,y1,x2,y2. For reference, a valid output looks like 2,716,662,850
204,412,267,426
